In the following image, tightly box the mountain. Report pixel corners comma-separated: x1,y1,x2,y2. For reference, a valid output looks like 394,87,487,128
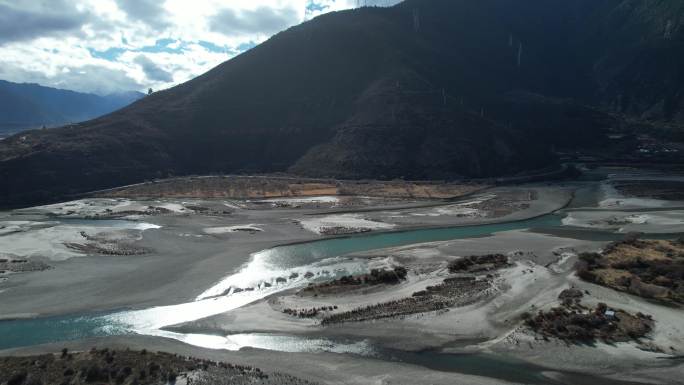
0,80,144,136
1,0,683,207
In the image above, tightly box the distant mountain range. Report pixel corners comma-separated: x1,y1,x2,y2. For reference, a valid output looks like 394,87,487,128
0,80,143,137
1,0,683,207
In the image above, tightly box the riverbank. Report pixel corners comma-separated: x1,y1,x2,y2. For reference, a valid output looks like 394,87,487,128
0,335,520,385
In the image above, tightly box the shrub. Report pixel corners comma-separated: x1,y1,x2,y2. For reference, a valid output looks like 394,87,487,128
558,288,583,300
576,266,596,282
25,377,43,385
447,254,507,272
84,365,107,382
8,372,27,385
595,302,608,314
578,252,600,265
623,232,643,245
448,258,472,272
393,266,408,280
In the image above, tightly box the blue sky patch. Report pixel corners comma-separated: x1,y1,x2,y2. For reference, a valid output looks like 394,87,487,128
138,39,185,54
306,2,329,13
88,47,126,61
197,40,226,53
236,41,257,52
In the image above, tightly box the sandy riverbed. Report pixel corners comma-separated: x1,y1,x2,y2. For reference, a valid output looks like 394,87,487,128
0,185,566,319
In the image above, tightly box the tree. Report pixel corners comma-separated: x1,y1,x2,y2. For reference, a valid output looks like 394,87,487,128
148,88,153,96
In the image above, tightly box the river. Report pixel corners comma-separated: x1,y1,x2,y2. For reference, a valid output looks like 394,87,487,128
0,186,679,385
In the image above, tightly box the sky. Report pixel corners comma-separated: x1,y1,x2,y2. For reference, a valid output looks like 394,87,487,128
0,0,401,96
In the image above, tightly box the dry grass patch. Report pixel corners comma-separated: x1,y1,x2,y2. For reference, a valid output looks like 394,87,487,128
576,237,684,304
96,175,486,201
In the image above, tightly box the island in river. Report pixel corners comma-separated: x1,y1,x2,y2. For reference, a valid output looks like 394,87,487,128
1,168,683,385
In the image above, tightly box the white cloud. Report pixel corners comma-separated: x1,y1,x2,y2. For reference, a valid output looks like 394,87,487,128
0,0,90,44
134,54,173,82
0,0,402,95
209,6,300,36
